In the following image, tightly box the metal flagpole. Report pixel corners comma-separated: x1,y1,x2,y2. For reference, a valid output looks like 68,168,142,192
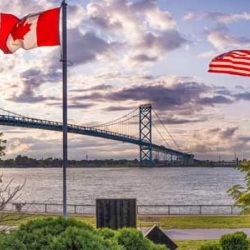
61,0,68,219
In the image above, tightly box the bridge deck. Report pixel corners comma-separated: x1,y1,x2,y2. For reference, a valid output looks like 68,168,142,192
0,114,193,159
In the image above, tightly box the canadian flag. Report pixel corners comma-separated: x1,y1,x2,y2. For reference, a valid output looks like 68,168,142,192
0,8,60,54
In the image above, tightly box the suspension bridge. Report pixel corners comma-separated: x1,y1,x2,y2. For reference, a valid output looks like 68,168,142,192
0,104,194,165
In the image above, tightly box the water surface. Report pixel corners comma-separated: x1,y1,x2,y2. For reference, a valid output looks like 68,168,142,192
1,167,245,205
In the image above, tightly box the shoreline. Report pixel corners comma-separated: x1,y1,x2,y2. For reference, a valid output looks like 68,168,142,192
0,165,237,168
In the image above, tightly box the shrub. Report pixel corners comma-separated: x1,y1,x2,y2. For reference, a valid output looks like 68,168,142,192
116,227,167,250
0,234,26,250
99,227,118,239
198,243,221,250
0,218,112,250
48,226,122,250
0,218,168,250
18,216,93,235
220,231,249,250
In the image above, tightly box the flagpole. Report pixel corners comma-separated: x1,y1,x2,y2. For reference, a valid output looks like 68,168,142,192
61,0,68,219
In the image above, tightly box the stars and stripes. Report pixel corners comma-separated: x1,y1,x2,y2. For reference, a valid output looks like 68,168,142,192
208,50,250,77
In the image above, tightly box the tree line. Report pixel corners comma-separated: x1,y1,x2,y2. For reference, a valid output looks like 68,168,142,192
0,155,139,168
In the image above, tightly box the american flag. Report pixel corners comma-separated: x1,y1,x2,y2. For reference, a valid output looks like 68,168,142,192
208,50,250,77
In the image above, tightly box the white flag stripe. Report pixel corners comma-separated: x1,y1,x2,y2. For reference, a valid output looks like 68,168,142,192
210,59,250,65
209,66,250,75
222,57,250,63
210,65,250,73
220,57,250,63
210,61,250,69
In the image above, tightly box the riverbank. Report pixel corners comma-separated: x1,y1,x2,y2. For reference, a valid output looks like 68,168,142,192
0,154,238,168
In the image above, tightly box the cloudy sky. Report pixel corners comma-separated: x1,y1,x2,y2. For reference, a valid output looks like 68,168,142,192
1,0,250,161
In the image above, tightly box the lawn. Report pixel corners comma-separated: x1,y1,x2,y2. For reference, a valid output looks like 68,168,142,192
2,213,250,229
175,239,220,250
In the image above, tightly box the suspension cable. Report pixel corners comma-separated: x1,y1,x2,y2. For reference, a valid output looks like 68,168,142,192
91,107,138,128
152,123,171,148
0,107,25,117
152,108,181,151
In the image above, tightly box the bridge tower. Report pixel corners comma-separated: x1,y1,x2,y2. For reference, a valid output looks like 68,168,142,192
139,104,152,165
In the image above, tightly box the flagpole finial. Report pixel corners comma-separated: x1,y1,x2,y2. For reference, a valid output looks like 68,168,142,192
61,0,67,6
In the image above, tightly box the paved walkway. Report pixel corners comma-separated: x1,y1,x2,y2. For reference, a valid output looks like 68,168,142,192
142,228,250,240
0,225,17,232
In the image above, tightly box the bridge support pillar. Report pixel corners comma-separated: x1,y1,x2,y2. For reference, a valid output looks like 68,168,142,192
139,104,152,165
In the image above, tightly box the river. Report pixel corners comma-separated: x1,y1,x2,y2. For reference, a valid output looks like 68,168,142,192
0,167,245,205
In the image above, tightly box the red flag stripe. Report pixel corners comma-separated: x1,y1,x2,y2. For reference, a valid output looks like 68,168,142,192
209,63,250,70
37,8,60,46
209,66,250,75
210,59,250,67
208,69,250,77
208,50,250,77
209,66,250,74
212,55,250,62
213,57,250,63
0,13,20,53
221,54,250,59
209,62,250,69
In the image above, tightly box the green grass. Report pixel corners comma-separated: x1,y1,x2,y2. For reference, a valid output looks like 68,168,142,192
174,239,220,250
0,213,96,226
2,213,250,229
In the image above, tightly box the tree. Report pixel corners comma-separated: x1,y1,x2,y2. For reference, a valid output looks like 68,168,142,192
227,160,250,213
0,174,26,229
0,133,6,157
0,133,26,232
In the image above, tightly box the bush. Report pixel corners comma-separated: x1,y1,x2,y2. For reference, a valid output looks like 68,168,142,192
198,243,221,250
18,216,93,234
99,227,118,239
116,227,167,250
0,217,168,250
220,231,249,250
49,226,122,250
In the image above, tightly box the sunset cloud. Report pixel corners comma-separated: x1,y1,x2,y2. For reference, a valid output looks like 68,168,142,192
1,0,250,161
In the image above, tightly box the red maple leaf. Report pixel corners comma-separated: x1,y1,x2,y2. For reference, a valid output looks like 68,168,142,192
11,18,31,41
